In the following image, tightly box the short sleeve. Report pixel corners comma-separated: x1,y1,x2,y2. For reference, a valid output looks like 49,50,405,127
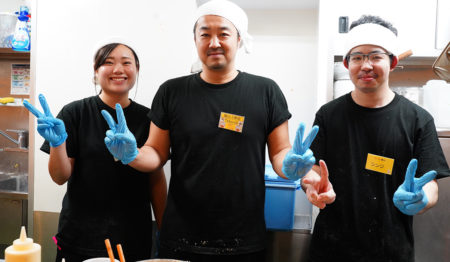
267,80,291,134
149,83,170,130
310,109,326,166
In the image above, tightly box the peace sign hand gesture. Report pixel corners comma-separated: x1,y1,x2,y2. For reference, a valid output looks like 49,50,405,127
393,159,437,216
101,104,138,165
282,123,319,181
23,94,68,147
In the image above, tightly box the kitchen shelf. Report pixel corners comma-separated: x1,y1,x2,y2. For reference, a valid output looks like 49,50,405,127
0,98,25,107
0,48,30,60
2,148,28,153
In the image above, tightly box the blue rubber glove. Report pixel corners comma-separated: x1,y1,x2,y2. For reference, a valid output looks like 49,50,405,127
282,123,319,181
23,94,67,147
101,103,138,165
393,159,437,216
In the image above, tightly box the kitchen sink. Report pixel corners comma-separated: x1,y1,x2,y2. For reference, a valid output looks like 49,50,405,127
0,150,28,193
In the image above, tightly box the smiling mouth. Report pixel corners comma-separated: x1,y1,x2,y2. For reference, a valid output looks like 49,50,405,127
208,52,224,56
358,74,377,81
111,77,127,81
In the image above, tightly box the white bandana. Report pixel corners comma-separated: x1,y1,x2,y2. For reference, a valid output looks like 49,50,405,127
194,0,253,53
344,23,398,57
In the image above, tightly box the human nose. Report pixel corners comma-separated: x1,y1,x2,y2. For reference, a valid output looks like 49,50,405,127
209,36,221,48
360,56,373,69
112,63,124,73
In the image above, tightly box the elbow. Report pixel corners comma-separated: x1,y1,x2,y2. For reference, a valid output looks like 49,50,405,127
52,177,67,185
49,171,70,185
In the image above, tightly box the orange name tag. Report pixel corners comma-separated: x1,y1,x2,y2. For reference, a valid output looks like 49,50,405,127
218,112,245,133
365,153,395,175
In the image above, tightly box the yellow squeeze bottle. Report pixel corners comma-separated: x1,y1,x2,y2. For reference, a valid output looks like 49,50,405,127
5,226,41,262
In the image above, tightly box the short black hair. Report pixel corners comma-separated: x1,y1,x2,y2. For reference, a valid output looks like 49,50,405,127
349,15,398,36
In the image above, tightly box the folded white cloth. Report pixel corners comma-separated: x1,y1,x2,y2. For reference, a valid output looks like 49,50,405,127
194,0,253,53
344,23,398,57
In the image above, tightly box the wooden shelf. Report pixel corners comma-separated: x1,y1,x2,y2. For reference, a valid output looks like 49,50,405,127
0,48,30,60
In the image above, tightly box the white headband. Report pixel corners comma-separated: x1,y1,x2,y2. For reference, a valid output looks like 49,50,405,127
344,23,398,57
194,0,253,53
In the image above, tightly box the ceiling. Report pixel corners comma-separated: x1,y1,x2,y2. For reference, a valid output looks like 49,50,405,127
196,0,319,9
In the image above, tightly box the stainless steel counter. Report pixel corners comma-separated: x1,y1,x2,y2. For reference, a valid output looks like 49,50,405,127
0,190,27,200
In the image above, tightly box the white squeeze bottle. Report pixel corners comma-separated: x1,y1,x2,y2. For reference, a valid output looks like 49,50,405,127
5,226,41,262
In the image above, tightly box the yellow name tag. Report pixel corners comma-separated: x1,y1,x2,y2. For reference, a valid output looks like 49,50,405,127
218,112,245,133
365,153,395,175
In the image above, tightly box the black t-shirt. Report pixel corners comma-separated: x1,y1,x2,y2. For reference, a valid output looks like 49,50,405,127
41,96,153,260
309,93,450,262
150,72,291,255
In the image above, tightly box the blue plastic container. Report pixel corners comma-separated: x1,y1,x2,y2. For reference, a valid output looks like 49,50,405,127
264,165,300,231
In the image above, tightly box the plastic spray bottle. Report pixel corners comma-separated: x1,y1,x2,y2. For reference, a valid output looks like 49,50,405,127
11,6,30,52
5,226,41,262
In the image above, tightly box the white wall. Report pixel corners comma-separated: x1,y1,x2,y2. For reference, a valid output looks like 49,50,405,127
240,9,318,129
238,9,319,219
32,2,319,222
32,0,197,212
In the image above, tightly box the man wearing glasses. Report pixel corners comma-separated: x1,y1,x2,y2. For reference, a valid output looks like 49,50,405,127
301,15,450,261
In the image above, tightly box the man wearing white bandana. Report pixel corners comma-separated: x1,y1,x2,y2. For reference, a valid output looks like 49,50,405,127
100,0,318,261
303,15,450,261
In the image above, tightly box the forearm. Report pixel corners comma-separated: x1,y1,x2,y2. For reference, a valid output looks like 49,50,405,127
418,179,438,214
149,168,167,229
128,145,166,173
48,143,73,185
270,147,291,179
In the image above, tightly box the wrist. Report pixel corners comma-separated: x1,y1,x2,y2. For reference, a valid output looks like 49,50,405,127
49,133,68,147
121,148,138,165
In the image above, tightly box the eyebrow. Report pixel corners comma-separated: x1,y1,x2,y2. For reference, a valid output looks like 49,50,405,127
350,51,386,55
106,56,132,59
198,26,232,31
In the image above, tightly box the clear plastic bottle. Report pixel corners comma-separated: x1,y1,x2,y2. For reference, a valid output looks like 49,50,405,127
11,6,30,52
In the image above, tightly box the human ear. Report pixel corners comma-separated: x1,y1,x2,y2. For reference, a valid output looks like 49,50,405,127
343,58,349,69
390,56,398,70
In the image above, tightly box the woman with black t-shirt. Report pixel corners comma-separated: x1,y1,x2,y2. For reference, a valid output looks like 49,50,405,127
24,41,167,261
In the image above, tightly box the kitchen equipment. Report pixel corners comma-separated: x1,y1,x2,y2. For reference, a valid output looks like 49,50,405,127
136,259,187,262
104,239,115,262
83,259,119,262
423,80,450,128
0,12,17,48
116,244,125,262
398,49,413,61
391,86,423,105
264,165,300,231
432,41,450,82
0,129,28,149
4,226,41,262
